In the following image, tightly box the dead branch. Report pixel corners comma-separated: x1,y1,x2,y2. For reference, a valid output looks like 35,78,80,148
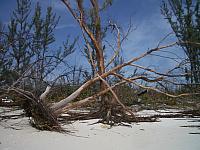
106,21,121,68
51,42,177,112
39,86,51,102
53,75,149,115
129,63,188,77
132,81,200,98
53,80,125,115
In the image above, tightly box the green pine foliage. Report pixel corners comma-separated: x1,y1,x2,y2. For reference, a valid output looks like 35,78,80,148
161,0,200,84
0,0,75,93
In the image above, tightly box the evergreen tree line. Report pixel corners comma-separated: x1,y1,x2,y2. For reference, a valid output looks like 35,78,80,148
162,0,200,84
0,0,76,96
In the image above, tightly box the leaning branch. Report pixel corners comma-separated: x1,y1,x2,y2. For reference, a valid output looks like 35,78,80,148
51,42,178,112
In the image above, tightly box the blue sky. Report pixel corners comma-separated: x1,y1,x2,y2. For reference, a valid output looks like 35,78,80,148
0,0,185,75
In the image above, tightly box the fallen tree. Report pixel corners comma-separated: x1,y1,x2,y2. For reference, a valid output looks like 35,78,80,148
2,0,200,132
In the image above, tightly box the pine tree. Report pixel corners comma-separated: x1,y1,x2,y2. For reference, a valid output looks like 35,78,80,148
162,0,200,84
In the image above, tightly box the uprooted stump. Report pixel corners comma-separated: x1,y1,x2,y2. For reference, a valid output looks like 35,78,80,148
9,88,63,132
28,100,62,132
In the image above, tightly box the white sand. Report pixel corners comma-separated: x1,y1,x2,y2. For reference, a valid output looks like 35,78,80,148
0,109,200,150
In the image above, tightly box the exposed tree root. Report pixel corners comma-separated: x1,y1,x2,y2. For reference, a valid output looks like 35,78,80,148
58,104,200,128
29,101,62,132
59,102,157,126
7,88,63,132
